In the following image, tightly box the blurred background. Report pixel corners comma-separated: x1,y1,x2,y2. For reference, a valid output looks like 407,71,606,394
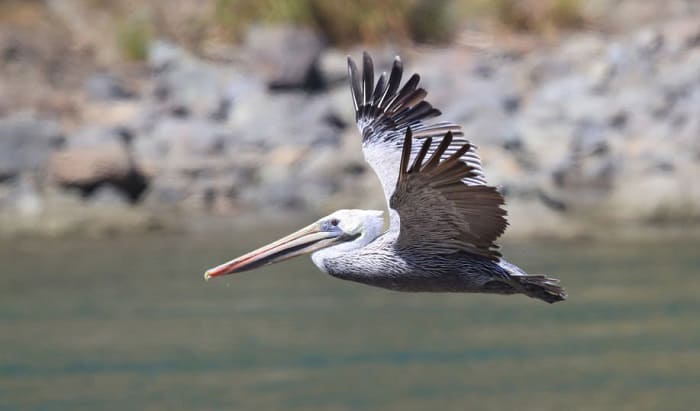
1,0,699,410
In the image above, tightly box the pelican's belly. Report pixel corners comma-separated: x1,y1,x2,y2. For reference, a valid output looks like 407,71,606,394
323,244,508,293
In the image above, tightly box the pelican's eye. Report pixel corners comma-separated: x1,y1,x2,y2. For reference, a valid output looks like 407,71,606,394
330,218,340,227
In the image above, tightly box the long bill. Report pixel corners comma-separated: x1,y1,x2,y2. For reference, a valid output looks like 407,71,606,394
204,223,341,280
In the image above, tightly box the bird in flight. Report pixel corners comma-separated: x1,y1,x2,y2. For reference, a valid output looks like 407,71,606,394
204,52,566,303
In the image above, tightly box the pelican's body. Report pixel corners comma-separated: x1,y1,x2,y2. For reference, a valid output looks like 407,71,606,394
317,231,508,293
307,210,562,302
205,53,566,303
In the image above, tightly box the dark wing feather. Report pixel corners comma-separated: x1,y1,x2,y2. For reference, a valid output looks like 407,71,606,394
390,129,508,259
348,52,487,213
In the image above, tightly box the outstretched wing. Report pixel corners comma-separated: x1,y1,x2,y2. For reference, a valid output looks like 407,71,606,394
390,129,507,259
347,52,487,227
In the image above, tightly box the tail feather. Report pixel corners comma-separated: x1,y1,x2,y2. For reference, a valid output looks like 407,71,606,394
515,275,567,304
498,259,567,304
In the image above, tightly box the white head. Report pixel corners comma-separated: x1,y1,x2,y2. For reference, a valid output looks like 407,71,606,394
318,209,384,248
204,209,385,279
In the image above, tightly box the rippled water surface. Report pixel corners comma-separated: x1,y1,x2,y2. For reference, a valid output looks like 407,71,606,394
1,227,699,410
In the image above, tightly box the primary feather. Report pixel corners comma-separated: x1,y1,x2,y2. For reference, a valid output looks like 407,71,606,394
348,52,506,255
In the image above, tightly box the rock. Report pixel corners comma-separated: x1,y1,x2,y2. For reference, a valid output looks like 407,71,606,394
141,175,191,209
550,152,616,194
635,29,664,55
80,100,146,129
242,25,325,91
0,113,63,179
48,144,130,187
607,161,700,224
477,145,533,188
227,91,343,148
440,77,515,146
325,86,356,128
660,17,700,54
0,174,42,216
83,72,133,100
296,146,339,180
244,180,305,211
502,196,585,240
318,49,349,86
3,13,700,238
149,41,233,119
137,118,231,165
65,126,126,148
52,126,150,201
148,41,187,72
224,72,266,106
88,184,130,207
153,63,223,119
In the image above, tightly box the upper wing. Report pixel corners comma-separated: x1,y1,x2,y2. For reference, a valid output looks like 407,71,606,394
390,129,507,259
347,52,487,225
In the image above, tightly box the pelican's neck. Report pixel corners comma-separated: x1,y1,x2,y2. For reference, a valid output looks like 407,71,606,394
311,227,382,273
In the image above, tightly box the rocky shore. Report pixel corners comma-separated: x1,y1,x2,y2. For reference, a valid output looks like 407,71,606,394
1,15,700,239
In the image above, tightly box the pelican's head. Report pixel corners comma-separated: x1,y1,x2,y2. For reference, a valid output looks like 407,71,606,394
204,209,384,279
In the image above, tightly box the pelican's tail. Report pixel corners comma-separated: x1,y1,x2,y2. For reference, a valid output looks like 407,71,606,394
513,274,567,304
498,260,567,304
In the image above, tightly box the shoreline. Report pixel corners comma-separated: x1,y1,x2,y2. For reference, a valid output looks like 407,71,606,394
2,207,698,245
2,13,700,242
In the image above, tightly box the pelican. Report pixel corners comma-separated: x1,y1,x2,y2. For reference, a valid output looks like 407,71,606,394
204,52,566,303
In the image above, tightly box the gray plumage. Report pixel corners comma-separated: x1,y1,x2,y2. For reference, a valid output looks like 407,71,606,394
311,127,565,303
205,51,566,304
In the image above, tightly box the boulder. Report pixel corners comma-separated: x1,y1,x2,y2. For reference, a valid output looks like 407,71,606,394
0,174,42,216
148,41,232,119
88,184,131,207
227,91,344,149
83,72,134,100
48,144,131,187
242,25,325,91
48,128,151,202
319,49,349,84
147,118,231,157
0,114,63,179
141,175,191,209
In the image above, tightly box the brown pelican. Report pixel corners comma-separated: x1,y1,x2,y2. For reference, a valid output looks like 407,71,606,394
204,52,566,303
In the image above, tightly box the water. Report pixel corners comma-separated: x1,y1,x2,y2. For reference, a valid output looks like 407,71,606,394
1,227,699,410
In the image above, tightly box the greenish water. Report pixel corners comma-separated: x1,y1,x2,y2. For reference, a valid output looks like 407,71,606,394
1,227,699,411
